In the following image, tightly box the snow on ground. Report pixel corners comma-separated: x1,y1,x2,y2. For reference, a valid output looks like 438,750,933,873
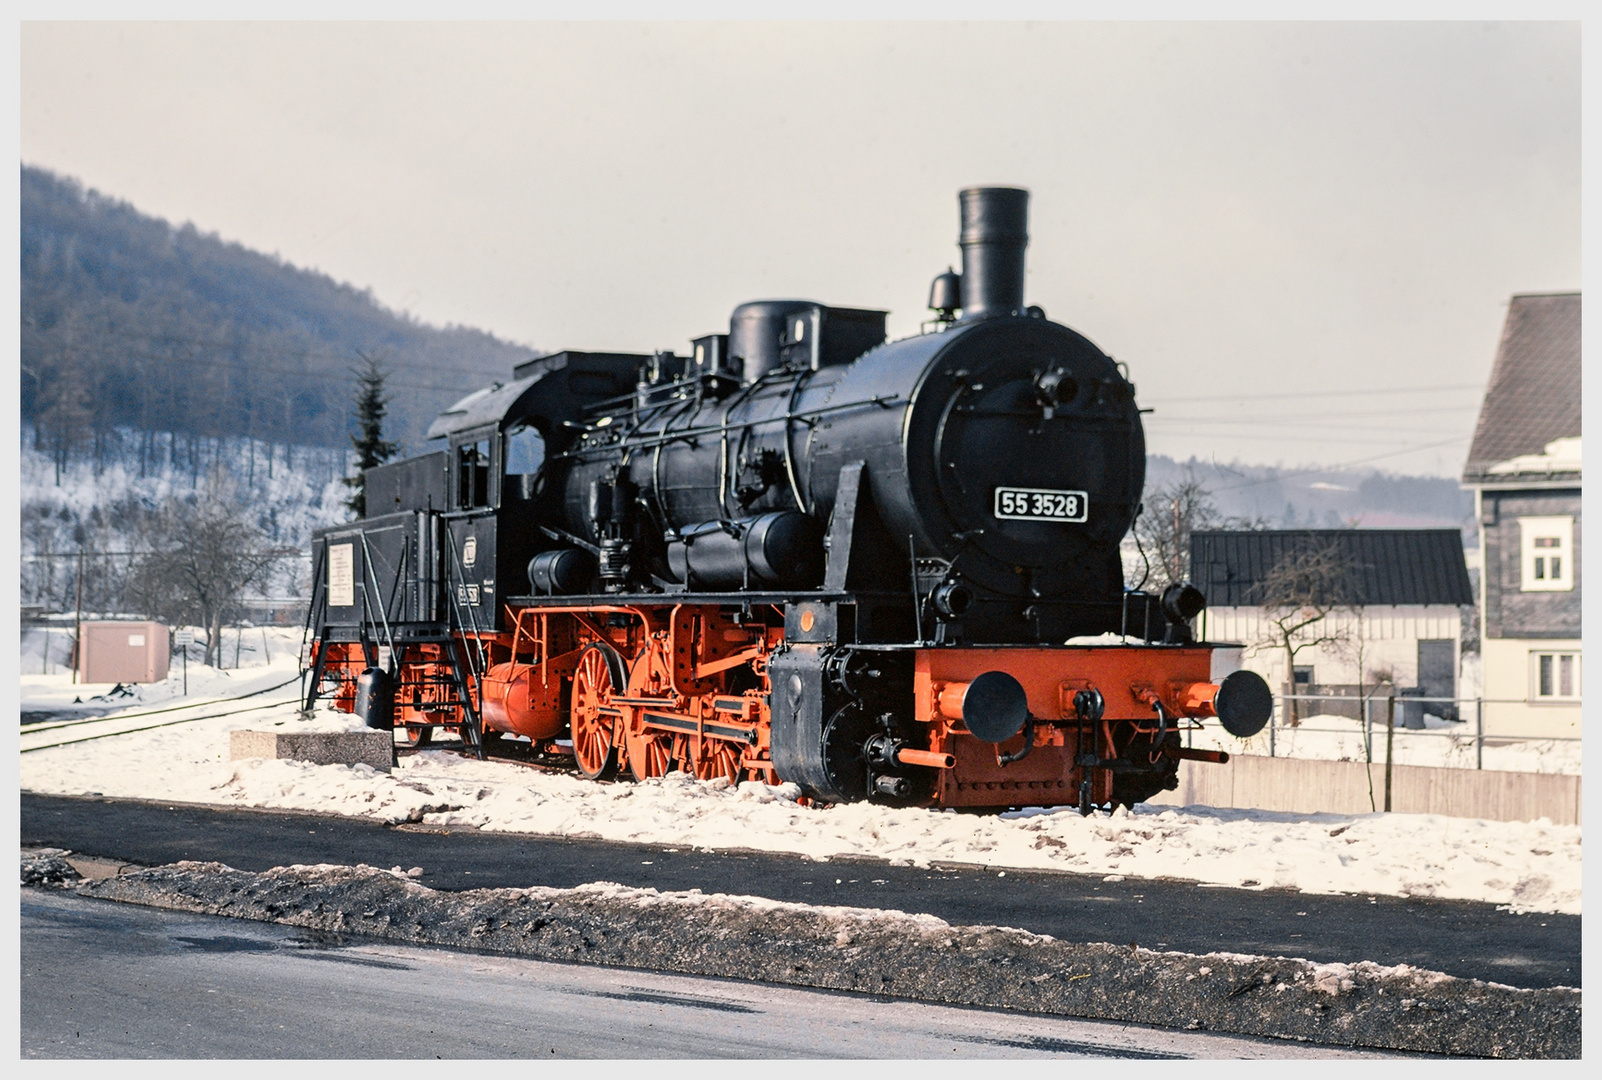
20,628,302,716
20,628,1579,916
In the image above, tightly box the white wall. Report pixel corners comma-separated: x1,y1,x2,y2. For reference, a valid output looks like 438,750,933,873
1201,604,1462,691
1481,636,1582,740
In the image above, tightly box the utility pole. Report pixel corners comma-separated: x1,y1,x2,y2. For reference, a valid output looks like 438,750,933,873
71,549,84,684
1171,496,1182,582
1383,694,1396,812
175,628,194,694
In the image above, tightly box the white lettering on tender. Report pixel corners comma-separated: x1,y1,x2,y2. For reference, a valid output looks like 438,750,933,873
329,543,356,607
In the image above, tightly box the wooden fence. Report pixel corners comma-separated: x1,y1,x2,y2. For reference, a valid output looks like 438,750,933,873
1146,755,1580,825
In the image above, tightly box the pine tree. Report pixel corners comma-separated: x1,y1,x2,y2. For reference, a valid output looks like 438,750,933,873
344,353,399,518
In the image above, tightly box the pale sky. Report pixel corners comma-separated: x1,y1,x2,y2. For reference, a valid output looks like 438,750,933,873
20,20,1580,478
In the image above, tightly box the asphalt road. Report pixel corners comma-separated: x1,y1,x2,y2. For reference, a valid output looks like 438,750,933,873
21,792,1579,989
22,888,1405,1059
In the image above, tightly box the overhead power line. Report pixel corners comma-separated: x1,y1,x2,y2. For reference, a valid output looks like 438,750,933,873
1145,403,1479,422
1141,382,1483,405
24,325,537,379
32,343,485,397
1208,435,1472,491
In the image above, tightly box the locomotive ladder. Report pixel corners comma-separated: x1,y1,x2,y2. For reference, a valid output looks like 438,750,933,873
298,536,488,763
440,534,488,761
373,532,481,756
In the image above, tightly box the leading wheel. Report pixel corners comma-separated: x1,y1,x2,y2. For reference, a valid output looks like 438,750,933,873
571,645,623,781
403,725,433,748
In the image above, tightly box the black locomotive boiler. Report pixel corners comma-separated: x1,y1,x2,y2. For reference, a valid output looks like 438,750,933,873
305,186,1270,813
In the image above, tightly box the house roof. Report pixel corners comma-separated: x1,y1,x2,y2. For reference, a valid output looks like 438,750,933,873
1190,529,1474,607
1462,293,1581,483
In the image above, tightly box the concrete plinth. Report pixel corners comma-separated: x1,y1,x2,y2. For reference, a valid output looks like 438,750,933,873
230,730,393,773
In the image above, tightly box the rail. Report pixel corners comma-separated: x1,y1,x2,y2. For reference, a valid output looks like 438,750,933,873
20,675,303,753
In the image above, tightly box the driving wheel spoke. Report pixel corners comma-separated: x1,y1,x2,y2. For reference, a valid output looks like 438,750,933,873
570,646,621,781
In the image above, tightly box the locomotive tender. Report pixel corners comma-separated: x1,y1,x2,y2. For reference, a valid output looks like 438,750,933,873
305,187,1271,813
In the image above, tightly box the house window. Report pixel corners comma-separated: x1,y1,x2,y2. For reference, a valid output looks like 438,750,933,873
1530,651,1581,701
1519,516,1574,592
1293,666,1314,687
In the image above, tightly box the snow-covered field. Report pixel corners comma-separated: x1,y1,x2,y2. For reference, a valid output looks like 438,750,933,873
21,629,1579,916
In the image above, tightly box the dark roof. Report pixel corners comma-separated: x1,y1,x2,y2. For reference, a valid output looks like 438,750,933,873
427,376,538,439
1462,293,1581,482
1190,529,1474,607
426,351,646,440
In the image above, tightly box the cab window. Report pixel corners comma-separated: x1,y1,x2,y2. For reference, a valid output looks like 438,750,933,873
503,423,546,502
505,424,545,476
457,439,491,509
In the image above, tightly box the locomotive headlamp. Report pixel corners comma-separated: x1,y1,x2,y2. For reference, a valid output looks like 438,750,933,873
1035,367,1078,407
1160,581,1206,624
930,580,973,619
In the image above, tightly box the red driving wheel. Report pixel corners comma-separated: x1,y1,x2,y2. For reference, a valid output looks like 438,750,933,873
570,645,623,781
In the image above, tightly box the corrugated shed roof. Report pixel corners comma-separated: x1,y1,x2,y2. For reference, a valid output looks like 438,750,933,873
1463,293,1581,482
1190,529,1474,607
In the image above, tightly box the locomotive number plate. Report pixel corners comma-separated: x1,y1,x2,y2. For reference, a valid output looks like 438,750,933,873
994,487,1088,522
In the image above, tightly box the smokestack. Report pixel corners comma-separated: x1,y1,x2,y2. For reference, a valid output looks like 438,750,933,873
957,187,1029,320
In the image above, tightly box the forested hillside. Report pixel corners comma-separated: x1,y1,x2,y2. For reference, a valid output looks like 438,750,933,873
19,429,346,623
21,165,536,470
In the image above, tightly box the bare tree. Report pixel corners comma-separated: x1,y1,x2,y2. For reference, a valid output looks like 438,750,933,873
1250,539,1356,725
1134,474,1223,590
1133,472,1267,589
1333,607,1401,809
126,472,281,666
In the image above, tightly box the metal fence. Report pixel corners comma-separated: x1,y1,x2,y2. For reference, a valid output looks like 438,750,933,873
1192,691,1582,812
1243,691,1580,772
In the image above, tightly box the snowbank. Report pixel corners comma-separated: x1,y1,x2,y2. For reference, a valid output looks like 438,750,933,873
71,859,1582,1058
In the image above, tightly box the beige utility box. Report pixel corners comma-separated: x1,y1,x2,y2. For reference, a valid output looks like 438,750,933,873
78,621,170,684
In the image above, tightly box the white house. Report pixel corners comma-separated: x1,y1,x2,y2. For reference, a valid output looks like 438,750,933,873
1460,293,1581,740
1190,529,1474,725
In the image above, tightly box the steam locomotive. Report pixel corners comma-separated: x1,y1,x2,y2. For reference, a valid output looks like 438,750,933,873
304,187,1271,813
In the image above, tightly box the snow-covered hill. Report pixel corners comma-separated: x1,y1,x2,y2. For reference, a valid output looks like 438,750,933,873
20,426,353,615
